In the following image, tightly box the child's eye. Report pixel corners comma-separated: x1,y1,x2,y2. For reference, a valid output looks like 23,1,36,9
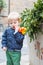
10,23,12,24
14,22,16,24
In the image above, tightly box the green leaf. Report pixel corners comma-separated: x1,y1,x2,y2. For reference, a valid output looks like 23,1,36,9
20,0,43,42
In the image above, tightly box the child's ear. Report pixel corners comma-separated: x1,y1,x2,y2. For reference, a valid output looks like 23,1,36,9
18,18,22,22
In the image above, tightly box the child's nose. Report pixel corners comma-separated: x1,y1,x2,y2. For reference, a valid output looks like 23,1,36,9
12,23,15,25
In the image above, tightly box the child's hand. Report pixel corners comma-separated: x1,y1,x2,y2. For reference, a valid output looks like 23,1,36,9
15,26,20,32
2,47,7,51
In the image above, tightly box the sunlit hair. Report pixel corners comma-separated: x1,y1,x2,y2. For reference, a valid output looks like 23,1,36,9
8,12,22,23
8,12,20,19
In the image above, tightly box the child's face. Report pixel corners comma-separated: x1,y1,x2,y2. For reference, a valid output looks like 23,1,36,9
8,18,19,29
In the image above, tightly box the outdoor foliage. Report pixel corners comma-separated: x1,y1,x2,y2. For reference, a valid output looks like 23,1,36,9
20,0,43,42
0,0,6,11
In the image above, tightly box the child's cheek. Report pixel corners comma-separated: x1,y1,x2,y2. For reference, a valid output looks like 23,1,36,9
15,24,18,27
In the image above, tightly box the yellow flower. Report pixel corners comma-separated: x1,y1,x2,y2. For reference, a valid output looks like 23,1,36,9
18,27,27,35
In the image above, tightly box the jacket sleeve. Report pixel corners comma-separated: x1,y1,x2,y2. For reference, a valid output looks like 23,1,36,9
1,29,7,48
14,32,24,43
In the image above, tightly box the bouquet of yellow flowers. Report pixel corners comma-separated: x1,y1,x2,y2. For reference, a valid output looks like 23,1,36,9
18,27,27,35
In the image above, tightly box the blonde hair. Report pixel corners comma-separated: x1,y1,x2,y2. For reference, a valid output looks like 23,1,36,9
8,12,20,19
8,12,22,22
